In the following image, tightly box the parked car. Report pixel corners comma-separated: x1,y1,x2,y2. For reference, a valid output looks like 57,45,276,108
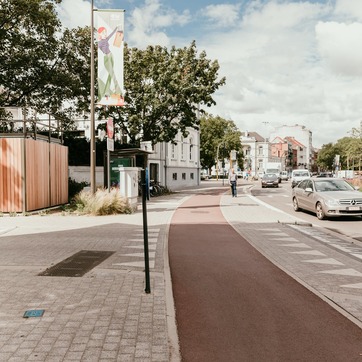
292,177,362,220
280,171,289,181
265,168,281,183
291,169,311,188
316,172,334,178
261,173,279,188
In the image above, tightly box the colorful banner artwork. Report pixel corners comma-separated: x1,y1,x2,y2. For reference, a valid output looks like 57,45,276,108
95,10,125,106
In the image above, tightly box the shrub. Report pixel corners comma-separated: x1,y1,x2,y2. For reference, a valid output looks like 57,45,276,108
68,178,89,202
74,188,133,215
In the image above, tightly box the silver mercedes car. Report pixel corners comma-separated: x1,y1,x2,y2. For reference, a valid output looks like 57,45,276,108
292,178,362,220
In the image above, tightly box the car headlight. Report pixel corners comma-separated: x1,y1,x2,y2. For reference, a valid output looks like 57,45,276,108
324,199,340,207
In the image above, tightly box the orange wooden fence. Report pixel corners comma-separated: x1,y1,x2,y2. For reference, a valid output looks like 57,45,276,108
0,137,68,212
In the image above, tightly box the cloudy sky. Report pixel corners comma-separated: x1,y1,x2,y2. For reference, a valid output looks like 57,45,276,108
57,0,362,148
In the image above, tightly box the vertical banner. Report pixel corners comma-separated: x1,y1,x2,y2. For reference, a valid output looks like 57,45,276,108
96,10,125,106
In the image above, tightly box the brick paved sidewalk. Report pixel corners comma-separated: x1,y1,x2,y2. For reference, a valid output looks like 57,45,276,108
1,179,361,361
0,193,189,362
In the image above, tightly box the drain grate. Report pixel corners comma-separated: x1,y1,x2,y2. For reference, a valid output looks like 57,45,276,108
38,250,115,277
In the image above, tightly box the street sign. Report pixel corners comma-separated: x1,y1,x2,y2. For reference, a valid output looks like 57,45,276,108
107,138,114,151
140,141,152,152
107,118,114,139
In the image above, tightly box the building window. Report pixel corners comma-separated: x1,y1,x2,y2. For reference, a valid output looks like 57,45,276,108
189,138,193,161
182,173,186,180
190,173,194,180
172,173,177,180
171,143,176,159
258,160,263,170
181,137,185,160
258,146,263,156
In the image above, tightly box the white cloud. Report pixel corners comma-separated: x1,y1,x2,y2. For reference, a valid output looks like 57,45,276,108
127,0,190,48
242,1,325,31
334,0,362,20
201,4,241,28
56,0,190,47
196,1,362,147
316,21,362,76
56,0,362,148
56,0,90,29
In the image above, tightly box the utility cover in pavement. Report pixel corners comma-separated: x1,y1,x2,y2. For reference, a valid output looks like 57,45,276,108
23,309,45,318
38,250,115,277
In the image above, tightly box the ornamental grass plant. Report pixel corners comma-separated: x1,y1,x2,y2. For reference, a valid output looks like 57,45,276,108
74,188,133,215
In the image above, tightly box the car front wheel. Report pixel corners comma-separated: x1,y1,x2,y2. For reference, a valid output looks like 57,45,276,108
316,202,326,220
292,197,300,211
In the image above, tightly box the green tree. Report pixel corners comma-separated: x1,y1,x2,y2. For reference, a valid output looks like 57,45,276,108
0,0,60,110
336,136,362,171
200,114,243,173
317,128,362,172
42,26,92,119
316,143,337,170
349,122,362,171
100,41,226,145
351,122,362,139
0,0,91,129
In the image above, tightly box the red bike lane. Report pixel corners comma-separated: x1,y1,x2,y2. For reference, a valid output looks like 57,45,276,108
168,189,362,362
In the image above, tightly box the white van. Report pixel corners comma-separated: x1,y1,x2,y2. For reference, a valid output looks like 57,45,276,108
280,171,289,181
291,169,311,188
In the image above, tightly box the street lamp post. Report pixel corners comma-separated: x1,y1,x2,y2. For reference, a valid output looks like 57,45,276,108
90,0,96,194
262,121,270,142
216,143,220,180
262,121,270,175
216,141,226,181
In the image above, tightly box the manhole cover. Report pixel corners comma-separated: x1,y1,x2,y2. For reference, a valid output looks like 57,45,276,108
38,250,115,277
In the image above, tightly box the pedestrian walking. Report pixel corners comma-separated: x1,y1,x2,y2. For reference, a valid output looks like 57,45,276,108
228,169,238,197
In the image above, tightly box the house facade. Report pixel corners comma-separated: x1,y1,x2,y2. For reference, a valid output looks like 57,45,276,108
269,124,313,170
147,128,200,190
270,136,293,172
240,129,313,176
284,137,308,170
240,131,268,177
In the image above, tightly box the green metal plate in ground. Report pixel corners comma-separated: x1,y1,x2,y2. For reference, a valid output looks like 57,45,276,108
38,250,115,277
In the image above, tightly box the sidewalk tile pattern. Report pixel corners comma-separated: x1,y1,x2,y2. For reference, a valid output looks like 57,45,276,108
1,182,362,361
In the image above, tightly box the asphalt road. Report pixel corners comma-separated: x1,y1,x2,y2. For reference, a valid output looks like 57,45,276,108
251,180,362,242
169,188,362,362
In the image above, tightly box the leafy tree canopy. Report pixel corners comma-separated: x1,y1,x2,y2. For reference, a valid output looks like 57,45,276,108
99,41,226,145
0,0,90,123
317,142,336,170
200,114,243,172
335,135,362,170
317,124,362,171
